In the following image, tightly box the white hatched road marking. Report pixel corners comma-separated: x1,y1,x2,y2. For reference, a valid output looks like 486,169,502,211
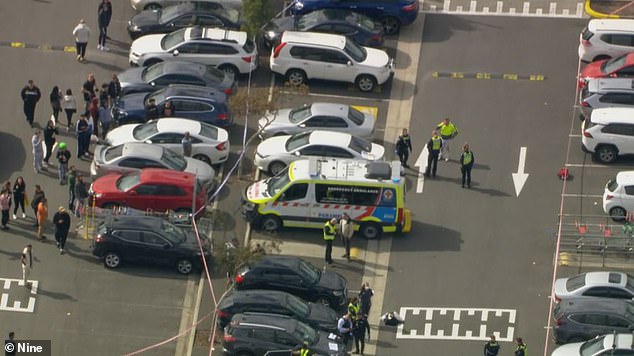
1,278,38,313
395,307,516,341
425,0,585,18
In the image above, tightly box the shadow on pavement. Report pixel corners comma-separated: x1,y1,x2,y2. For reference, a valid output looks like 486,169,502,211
37,286,77,301
392,220,462,252
0,132,26,182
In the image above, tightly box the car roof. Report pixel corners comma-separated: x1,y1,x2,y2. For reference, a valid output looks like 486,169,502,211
249,255,302,270
289,158,403,184
599,333,634,350
587,78,634,93
307,130,352,146
590,107,634,125
558,297,633,314
309,102,349,116
119,142,165,159
139,168,196,184
231,312,297,330
302,9,368,23
185,26,247,45
162,84,226,101
616,171,634,185
155,118,202,134
281,31,346,49
156,61,210,77
221,289,292,307
585,271,628,287
105,215,166,230
588,19,634,33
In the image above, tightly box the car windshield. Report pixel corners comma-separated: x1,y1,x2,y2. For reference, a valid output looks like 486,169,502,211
147,88,168,106
132,121,159,141
161,28,186,50
296,12,322,30
199,122,218,140
580,335,606,356
297,259,321,285
565,274,586,292
292,320,318,345
289,105,312,124
347,107,365,125
286,294,310,318
348,136,372,153
116,173,140,192
266,169,290,197
158,6,183,24
205,66,226,84
602,54,627,74
285,132,311,151
160,148,187,171
343,38,366,62
161,220,187,243
105,144,125,162
141,63,165,83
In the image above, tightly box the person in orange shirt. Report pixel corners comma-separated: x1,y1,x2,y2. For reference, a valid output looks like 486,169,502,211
37,198,48,240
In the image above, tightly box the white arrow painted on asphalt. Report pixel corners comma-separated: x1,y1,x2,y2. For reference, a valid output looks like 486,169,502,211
415,145,429,193
512,147,529,197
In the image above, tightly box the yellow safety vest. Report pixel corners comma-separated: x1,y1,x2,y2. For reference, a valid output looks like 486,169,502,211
431,136,442,150
438,122,458,137
324,222,336,241
463,151,473,165
300,348,310,356
348,303,360,320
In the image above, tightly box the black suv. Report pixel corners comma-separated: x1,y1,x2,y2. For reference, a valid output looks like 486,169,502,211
92,215,211,274
217,289,338,332
223,313,347,356
233,256,347,310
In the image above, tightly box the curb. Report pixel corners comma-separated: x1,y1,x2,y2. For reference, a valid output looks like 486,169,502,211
584,0,621,18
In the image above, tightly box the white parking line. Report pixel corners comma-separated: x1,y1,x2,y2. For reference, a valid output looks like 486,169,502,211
565,164,609,168
561,194,602,198
280,90,389,102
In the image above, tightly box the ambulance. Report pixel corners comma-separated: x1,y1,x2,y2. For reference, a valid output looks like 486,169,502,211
241,158,411,239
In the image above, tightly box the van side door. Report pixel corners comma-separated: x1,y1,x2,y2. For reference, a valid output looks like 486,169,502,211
274,183,310,223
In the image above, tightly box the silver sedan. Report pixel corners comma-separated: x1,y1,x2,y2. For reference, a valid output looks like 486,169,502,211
553,271,634,302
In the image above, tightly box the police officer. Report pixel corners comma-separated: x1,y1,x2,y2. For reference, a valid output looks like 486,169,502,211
353,314,370,355
292,341,313,356
323,218,337,264
460,143,474,188
514,337,527,356
395,128,413,168
437,117,459,161
483,335,500,356
21,80,41,127
425,130,442,178
348,296,360,322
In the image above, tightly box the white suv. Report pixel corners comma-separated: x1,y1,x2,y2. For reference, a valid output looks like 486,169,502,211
270,31,394,92
578,19,634,62
581,107,634,163
603,171,634,220
129,27,257,77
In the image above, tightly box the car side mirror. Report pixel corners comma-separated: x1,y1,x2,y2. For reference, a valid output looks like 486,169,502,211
294,151,301,156
145,139,152,144
150,81,156,86
347,61,353,67
172,50,179,56
129,190,138,195
299,124,306,128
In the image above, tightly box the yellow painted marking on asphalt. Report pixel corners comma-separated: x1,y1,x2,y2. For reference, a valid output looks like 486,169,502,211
351,105,379,119
432,71,439,78
451,72,464,79
63,46,75,53
350,247,361,259
503,73,519,80
559,252,569,266
476,72,492,79
10,42,25,48
530,74,545,81
39,44,52,51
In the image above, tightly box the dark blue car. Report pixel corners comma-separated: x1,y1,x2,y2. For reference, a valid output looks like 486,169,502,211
291,0,418,35
112,84,232,128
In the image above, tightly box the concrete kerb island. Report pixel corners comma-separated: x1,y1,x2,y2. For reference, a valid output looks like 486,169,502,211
585,0,634,18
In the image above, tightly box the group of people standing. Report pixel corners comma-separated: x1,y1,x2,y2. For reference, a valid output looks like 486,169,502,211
323,213,355,264
336,283,374,355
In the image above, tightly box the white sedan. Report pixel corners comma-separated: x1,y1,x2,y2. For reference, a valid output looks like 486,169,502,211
254,130,385,175
553,271,634,302
105,118,229,165
551,333,634,355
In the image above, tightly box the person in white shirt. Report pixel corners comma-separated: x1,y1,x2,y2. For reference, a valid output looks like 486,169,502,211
72,19,91,62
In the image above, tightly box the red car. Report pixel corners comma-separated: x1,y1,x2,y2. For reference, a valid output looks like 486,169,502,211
90,169,208,214
579,53,634,88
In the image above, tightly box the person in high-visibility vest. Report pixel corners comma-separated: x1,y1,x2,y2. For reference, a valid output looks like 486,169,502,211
460,143,474,189
425,130,442,178
514,337,527,356
437,117,459,161
323,218,337,264
348,296,360,321
292,341,313,356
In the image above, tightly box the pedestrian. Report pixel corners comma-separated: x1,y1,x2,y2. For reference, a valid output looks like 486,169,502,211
323,217,337,264
108,73,121,107
20,80,41,127
32,129,45,174
67,166,76,210
182,131,193,157
395,128,412,168
56,142,71,185
0,187,11,230
358,282,374,316
484,335,500,356
98,100,112,139
348,296,360,322
514,337,527,356
460,143,474,188
43,119,58,168
62,88,77,131
162,100,175,117
145,98,159,122
424,130,442,178
436,117,459,161
353,314,370,355
53,207,71,254
30,185,45,227
82,73,97,114
12,176,27,220
6,331,16,356
74,174,89,218
99,83,109,107
292,341,313,356
72,19,90,62
337,313,353,350
37,198,48,240
20,245,32,288
97,0,112,51
88,95,100,138
49,85,62,122
76,114,90,157
339,213,354,261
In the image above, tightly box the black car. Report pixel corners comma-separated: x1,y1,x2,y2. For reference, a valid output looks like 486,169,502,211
112,84,232,127
217,289,338,331
223,313,347,356
263,9,384,48
91,215,212,275
128,3,242,39
233,256,347,310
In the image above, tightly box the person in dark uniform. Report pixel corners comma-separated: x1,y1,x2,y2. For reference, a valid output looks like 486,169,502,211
395,128,412,168
460,143,474,188
424,130,442,178
353,314,370,355
145,98,159,122
484,335,500,356
21,80,41,127
514,337,527,356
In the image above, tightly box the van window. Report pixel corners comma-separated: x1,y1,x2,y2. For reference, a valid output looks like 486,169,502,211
278,183,308,201
599,93,634,104
626,186,634,195
315,184,392,206
316,184,353,204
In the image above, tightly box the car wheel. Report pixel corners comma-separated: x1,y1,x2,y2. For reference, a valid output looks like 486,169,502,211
177,259,194,275
381,16,401,35
144,3,161,10
286,69,307,87
316,297,331,307
193,154,212,166
610,206,627,221
260,215,281,232
595,145,618,163
219,64,239,78
360,222,382,240
356,75,377,92
268,161,287,176
143,58,162,67
104,252,121,269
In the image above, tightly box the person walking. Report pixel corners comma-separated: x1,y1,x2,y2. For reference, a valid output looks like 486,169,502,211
108,73,121,107
0,187,11,230
97,0,112,51
20,245,33,288
74,174,89,218
514,337,527,356
49,86,62,122
182,131,193,157
30,185,45,227
12,177,26,220
88,96,99,138
53,207,71,254
21,80,41,127
32,129,45,174
98,100,112,139
424,130,442,178
337,313,353,350
358,282,374,316
460,143,474,188
67,166,76,210
76,114,90,158
73,19,91,62
348,297,360,322
395,128,413,168
340,213,354,261
43,119,58,168
62,89,77,131
484,335,500,356
436,118,459,161
145,98,159,122
56,142,71,185
82,73,97,114
6,331,16,356
353,314,370,355
323,217,337,264
37,198,48,240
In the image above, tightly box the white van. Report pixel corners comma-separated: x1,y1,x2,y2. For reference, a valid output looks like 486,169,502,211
579,19,634,62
